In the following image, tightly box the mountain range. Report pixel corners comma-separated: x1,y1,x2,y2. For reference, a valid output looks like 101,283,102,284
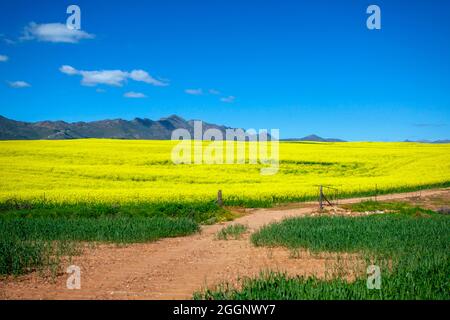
0,115,346,141
280,134,346,142
403,139,450,144
0,115,237,140
0,115,447,142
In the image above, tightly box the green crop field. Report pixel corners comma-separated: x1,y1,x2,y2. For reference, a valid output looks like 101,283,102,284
195,203,450,300
0,216,199,275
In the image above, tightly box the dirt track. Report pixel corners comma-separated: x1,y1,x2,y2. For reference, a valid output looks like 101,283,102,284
1,188,448,300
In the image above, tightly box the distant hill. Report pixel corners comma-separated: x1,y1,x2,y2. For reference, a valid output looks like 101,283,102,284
0,115,240,140
404,139,450,144
281,134,346,142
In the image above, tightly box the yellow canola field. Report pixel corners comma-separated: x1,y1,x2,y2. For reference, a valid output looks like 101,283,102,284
0,139,449,204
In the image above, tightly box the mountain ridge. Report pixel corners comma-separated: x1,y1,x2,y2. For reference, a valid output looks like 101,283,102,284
280,134,346,142
0,115,240,140
1,115,447,142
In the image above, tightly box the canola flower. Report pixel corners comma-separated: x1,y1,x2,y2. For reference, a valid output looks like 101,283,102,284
0,139,448,205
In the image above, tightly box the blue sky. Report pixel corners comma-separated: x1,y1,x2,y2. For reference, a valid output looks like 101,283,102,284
0,0,449,141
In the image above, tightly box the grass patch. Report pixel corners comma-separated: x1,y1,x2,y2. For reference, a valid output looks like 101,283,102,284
0,216,199,244
250,207,443,254
0,199,235,276
196,206,450,300
194,265,449,300
0,216,199,276
216,224,248,240
342,200,411,212
0,199,227,223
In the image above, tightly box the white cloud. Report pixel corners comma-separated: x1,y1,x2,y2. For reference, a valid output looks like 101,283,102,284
59,65,78,75
185,88,203,95
8,81,31,88
221,96,235,103
129,70,167,86
124,91,147,98
59,65,168,87
21,22,94,43
0,34,15,45
81,70,128,87
0,55,8,62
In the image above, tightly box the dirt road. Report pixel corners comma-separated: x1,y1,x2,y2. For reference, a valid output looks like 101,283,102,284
1,188,448,300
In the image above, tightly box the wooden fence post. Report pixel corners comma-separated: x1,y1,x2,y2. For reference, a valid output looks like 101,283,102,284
217,190,223,207
319,185,323,210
